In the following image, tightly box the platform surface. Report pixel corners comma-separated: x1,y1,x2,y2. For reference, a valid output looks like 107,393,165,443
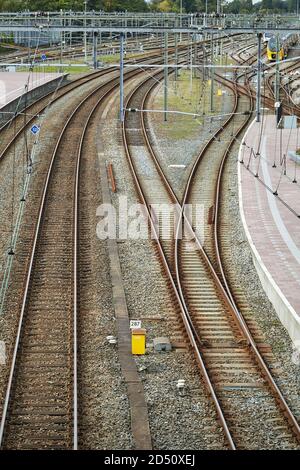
240,115,300,321
0,71,62,108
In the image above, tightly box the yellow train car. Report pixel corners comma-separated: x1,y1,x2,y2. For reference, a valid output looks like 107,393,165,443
267,36,284,61
267,34,297,61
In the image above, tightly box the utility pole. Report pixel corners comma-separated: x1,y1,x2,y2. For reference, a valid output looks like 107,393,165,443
190,35,193,97
120,32,124,122
275,35,282,126
84,1,87,63
99,19,102,48
69,10,72,49
93,31,98,70
175,27,178,81
256,32,262,123
180,0,183,42
193,33,197,79
27,10,31,65
210,33,214,113
202,43,206,81
275,34,280,103
164,25,168,122
220,36,223,67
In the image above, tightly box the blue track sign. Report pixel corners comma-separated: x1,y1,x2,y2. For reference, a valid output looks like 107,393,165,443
31,125,40,135
41,54,47,61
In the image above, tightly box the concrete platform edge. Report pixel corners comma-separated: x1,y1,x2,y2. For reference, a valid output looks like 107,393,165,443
0,73,69,123
238,118,300,346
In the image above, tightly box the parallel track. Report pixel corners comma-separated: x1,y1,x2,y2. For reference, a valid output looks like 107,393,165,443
0,67,146,449
1,34,298,450
122,63,300,449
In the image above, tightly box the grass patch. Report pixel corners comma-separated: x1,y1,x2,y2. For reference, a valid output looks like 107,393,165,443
154,69,224,140
17,64,90,74
98,51,149,64
40,65,90,74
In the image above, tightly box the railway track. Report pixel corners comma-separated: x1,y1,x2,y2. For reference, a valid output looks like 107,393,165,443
122,59,300,449
0,37,175,64
0,51,168,150
232,41,300,116
0,46,197,187
0,41,198,448
0,61,154,449
1,33,298,450
0,69,113,153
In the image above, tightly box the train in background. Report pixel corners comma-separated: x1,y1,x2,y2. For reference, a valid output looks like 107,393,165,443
266,33,298,61
263,32,272,43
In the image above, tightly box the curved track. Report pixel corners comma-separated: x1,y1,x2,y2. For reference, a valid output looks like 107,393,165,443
0,59,156,449
121,60,300,449
1,33,299,450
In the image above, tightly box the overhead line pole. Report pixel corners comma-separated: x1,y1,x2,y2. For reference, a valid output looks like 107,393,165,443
256,32,262,123
84,0,87,63
210,33,214,113
120,32,124,122
180,0,183,43
175,17,178,80
93,31,98,70
275,34,280,104
164,23,168,122
275,34,281,126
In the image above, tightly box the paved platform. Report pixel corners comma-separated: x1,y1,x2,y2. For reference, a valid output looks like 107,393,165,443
238,115,300,345
0,71,62,109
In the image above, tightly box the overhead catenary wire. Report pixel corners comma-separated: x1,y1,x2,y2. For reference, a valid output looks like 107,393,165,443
0,32,67,315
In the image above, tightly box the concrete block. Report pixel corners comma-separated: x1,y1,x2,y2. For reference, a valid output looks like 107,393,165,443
153,337,172,352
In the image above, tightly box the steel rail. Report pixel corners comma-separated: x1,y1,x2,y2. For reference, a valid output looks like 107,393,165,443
195,42,300,438
232,48,300,116
0,69,114,162
139,71,250,337
0,84,102,449
72,81,122,449
182,41,300,440
138,53,300,444
122,70,236,450
0,36,206,158
0,67,145,448
0,46,174,138
173,76,250,337
212,74,300,441
0,43,195,446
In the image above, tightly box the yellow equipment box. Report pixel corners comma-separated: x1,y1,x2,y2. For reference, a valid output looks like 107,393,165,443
131,328,146,355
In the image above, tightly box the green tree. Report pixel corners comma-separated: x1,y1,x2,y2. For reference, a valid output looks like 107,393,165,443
0,0,149,12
